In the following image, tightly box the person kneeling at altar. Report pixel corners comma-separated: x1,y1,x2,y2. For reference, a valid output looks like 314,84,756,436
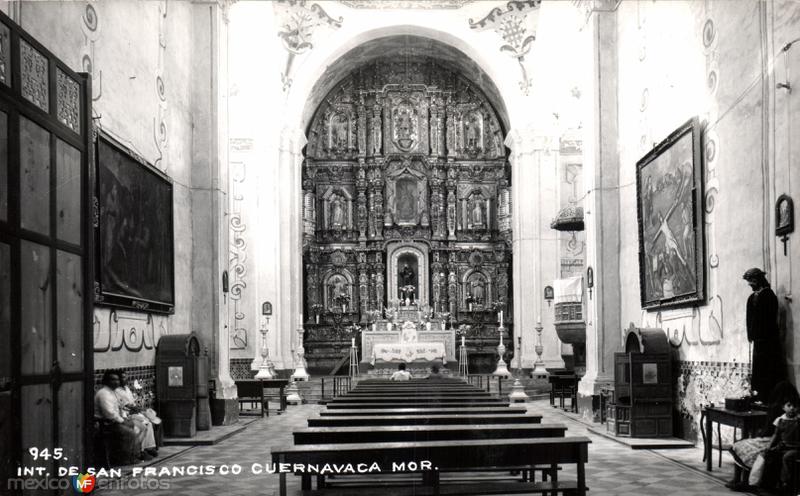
426,365,448,381
94,370,145,465
115,371,160,460
390,363,412,381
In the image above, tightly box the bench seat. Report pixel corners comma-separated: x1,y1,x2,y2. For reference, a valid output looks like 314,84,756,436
272,436,590,496
325,402,511,410
307,414,542,427
320,407,526,416
328,396,502,404
300,480,581,495
294,423,567,444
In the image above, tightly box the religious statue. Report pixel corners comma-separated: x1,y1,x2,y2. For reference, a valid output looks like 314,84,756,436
331,194,345,229
399,262,415,287
471,276,486,305
371,111,382,156
327,275,348,309
471,200,485,228
399,262,416,305
743,267,785,400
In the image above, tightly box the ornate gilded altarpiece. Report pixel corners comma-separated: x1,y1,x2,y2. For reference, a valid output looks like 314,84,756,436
302,58,514,373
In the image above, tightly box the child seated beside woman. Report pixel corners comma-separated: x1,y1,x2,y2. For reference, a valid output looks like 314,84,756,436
728,381,799,493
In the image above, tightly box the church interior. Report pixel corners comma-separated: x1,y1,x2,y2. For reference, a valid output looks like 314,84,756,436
1,0,799,495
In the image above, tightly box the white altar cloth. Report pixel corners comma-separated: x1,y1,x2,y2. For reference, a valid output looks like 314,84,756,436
370,342,447,365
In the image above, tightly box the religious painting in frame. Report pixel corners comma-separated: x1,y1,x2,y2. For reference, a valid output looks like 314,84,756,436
636,117,705,310
95,132,175,314
776,194,794,237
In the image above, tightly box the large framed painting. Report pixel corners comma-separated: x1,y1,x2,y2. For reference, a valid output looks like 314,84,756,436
636,117,705,310
95,132,175,313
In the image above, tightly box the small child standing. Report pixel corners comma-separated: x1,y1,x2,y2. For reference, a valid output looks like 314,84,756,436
761,398,800,493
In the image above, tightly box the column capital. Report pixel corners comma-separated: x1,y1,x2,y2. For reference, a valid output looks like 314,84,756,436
505,125,560,156
279,126,307,155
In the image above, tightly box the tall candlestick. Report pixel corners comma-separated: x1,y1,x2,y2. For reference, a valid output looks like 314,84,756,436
461,335,465,346
351,337,355,347
499,310,503,327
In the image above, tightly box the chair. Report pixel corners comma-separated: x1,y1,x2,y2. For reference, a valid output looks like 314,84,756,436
236,380,267,417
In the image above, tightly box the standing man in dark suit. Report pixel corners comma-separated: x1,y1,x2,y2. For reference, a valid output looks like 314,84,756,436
744,268,785,401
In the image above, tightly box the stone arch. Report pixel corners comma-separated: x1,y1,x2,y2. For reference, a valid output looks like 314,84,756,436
284,26,513,133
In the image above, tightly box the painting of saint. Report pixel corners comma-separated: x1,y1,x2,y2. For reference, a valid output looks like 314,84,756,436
776,195,794,236
636,118,704,309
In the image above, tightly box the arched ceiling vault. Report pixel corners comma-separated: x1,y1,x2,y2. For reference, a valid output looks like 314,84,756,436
302,35,510,135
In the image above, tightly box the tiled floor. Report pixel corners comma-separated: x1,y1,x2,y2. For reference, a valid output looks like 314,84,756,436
96,399,755,496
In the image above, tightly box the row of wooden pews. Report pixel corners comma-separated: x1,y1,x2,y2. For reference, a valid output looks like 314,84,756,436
271,378,590,495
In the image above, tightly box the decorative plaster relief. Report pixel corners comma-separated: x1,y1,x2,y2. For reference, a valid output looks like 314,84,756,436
339,1,471,8
81,3,102,102
274,0,343,91
468,0,541,95
93,308,169,352
229,161,248,350
154,1,168,172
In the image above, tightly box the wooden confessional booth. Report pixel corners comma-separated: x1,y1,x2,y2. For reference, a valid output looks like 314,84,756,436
607,327,674,438
156,333,211,437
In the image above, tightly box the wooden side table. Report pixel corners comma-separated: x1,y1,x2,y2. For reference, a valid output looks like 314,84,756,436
702,406,767,472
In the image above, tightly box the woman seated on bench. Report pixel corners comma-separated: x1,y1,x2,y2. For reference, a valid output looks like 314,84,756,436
728,381,799,492
115,371,160,459
390,363,412,381
94,370,146,463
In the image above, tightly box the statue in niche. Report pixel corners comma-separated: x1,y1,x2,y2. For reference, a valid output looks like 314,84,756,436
468,273,487,306
330,194,346,229
396,178,417,223
398,259,418,305
371,111,382,155
330,113,349,151
469,196,486,229
328,274,348,309
472,201,485,227
465,113,480,150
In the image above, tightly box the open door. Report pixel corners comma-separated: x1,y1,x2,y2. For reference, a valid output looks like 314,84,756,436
0,10,93,494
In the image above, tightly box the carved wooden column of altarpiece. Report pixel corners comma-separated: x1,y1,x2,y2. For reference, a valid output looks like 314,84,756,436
302,58,513,372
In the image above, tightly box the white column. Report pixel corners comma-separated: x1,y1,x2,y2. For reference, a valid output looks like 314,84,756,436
190,1,235,399
579,7,621,398
274,126,307,370
507,126,564,371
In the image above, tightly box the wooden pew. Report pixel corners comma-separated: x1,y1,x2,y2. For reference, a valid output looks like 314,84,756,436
271,436,590,496
325,402,510,410
307,414,542,427
344,391,491,396
293,423,567,444
320,407,526,416
327,396,503,404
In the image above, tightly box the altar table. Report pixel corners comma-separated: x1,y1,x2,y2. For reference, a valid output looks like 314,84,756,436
370,342,447,365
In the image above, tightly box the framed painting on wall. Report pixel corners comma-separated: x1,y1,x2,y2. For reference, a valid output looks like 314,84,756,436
95,132,175,314
636,117,705,310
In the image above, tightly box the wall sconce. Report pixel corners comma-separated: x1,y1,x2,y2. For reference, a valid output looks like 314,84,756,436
587,267,594,300
544,285,554,307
